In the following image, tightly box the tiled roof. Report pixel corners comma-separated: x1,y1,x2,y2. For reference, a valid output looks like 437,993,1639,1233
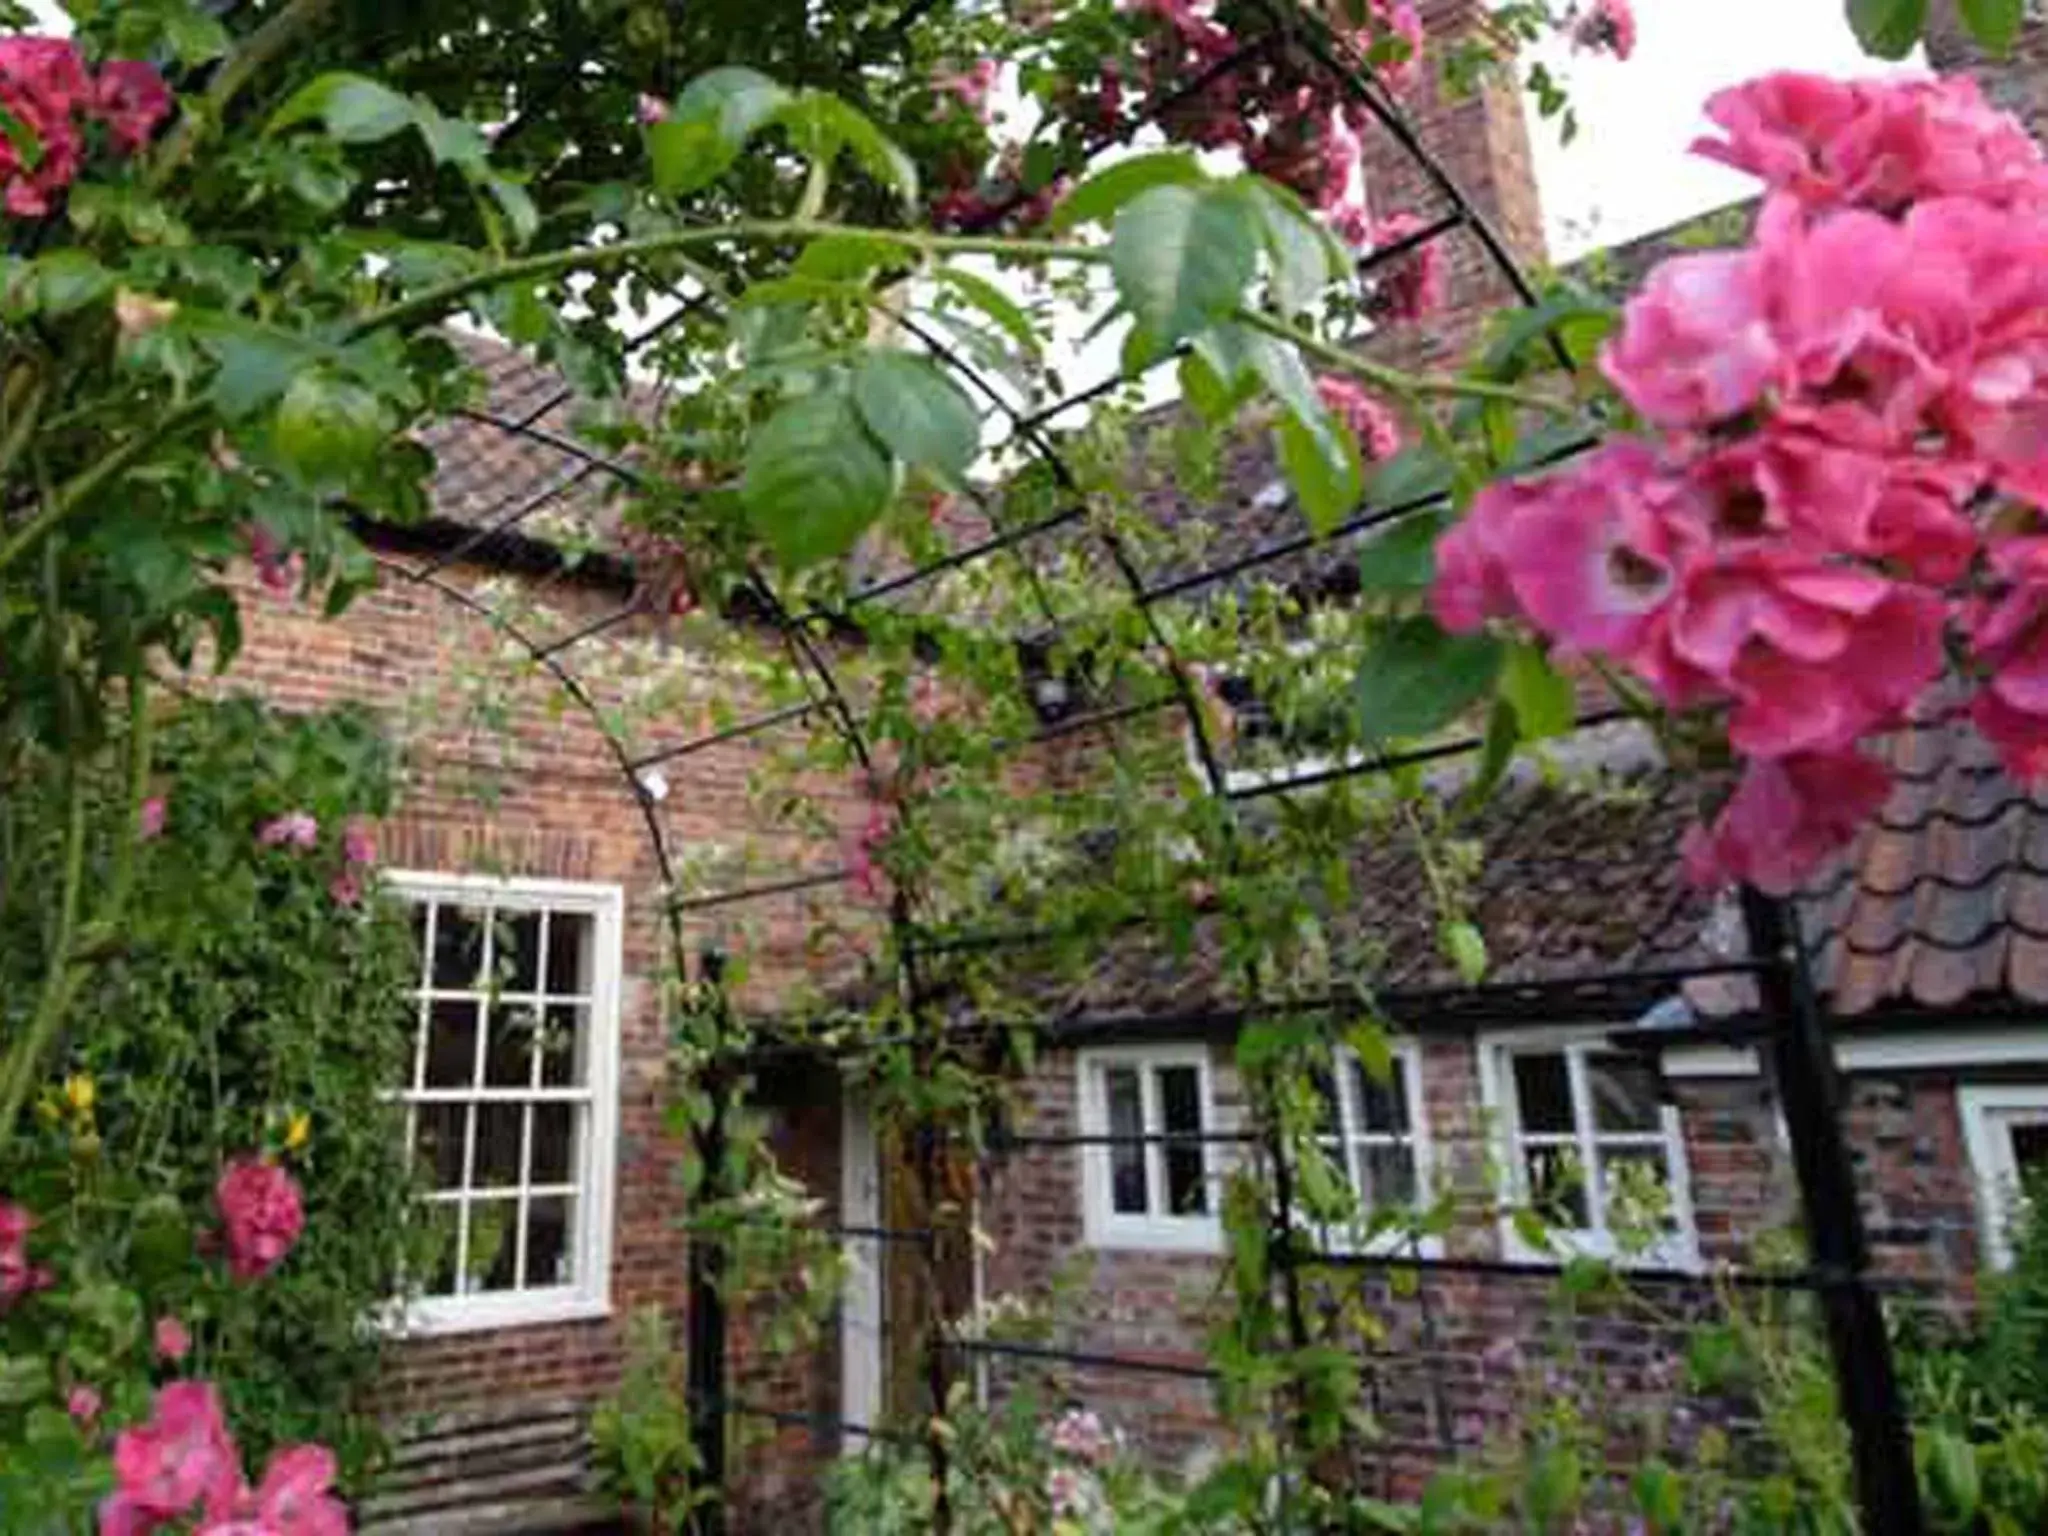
412,331,640,548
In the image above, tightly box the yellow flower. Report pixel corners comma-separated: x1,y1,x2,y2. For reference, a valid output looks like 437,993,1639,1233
285,1112,312,1153
64,1075,95,1114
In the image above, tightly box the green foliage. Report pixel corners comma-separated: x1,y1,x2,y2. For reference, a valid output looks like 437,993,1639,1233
0,697,428,1509
590,1308,702,1533
1847,0,1930,59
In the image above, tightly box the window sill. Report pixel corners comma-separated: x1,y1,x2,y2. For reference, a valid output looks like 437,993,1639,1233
381,1289,612,1338
1497,1230,1701,1274
1085,1216,1224,1255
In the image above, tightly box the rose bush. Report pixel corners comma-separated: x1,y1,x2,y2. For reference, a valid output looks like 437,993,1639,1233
0,698,427,1527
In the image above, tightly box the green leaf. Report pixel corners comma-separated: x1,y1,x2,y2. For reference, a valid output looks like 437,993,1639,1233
1355,511,1444,595
1367,443,1455,508
1354,615,1502,741
29,251,114,316
851,351,981,485
1455,699,1517,818
1960,0,2023,51
1179,345,1246,423
1345,1021,1395,1087
650,66,790,196
1477,288,1615,383
268,73,416,143
1441,920,1489,984
742,388,895,568
1051,149,1204,232
771,94,918,205
0,103,41,169
0,1356,49,1408
931,268,1040,357
795,233,915,281
180,313,319,416
1846,0,1927,58
1500,642,1575,739
1276,408,1363,537
1239,177,1343,317
1110,183,1259,348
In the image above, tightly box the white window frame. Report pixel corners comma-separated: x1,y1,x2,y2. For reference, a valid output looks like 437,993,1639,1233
383,870,625,1336
1478,1028,1699,1270
1076,1044,1223,1253
1960,1084,2048,1271
1311,1045,1441,1259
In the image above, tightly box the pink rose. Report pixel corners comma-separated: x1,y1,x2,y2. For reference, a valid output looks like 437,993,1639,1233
216,1159,304,1281
328,869,364,907
1364,210,1446,323
341,817,376,867
69,1385,102,1427
0,1199,42,1309
226,1444,349,1536
1683,750,1891,894
102,1382,241,1530
934,58,1000,122
1570,0,1636,61
92,59,172,154
257,812,319,851
1966,537,2048,781
155,1315,192,1364
635,92,668,126
0,37,90,217
1601,246,1779,429
139,796,168,841
1431,441,1706,665
1315,375,1401,462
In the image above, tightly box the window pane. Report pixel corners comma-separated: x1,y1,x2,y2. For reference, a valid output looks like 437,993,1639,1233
498,911,543,993
1105,1068,1147,1215
1352,1060,1410,1135
1359,1145,1417,1209
1513,1053,1574,1134
1588,1053,1663,1134
2010,1122,2048,1182
538,1004,585,1088
414,1104,468,1192
531,1104,576,1186
485,1006,539,1088
466,1199,518,1293
424,1000,481,1089
410,903,433,986
1525,1145,1589,1228
432,905,487,989
1599,1146,1677,1234
474,1104,524,1190
547,913,594,996
422,1200,462,1299
1158,1067,1208,1216
525,1196,574,1288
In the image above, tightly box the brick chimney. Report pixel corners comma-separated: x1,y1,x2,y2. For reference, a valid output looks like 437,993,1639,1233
1354,0,1548,360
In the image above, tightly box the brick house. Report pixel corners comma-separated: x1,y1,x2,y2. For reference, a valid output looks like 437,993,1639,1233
189,0,2048,1526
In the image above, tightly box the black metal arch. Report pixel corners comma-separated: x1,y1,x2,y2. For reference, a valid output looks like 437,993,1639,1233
358,6,1927,1533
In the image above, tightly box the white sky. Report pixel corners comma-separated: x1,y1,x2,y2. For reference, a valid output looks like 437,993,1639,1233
1530,1,1904,259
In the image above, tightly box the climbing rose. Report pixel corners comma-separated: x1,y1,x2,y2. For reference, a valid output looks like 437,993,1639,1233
257,812,319,850
0,1199,43,1308
0,37,89,216
1365,210,1446,322
340,817,376,866
69,1385,102,1427
1966,536,2048,780
216,1159,304,1281
155,1315,192,1364
1315,375,1401,462
1693,72,2048,216
210,1444,350,1536
1432,440,1705,662
1570,0,1636,60
1050,1407,1115,1465
934,58,999,120
139,796,168,840
101,1382,241,1533
92,59,172,153
1682,751,1891,894
1599,246,1778,429
635,92,668,125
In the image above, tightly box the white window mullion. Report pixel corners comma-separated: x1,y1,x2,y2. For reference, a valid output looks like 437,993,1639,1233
1141,1067,1166,1218
1565,1047,1603,1237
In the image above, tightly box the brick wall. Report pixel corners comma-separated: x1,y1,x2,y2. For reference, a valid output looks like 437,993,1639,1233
197,549,876,1443
964,1033,2025,1496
